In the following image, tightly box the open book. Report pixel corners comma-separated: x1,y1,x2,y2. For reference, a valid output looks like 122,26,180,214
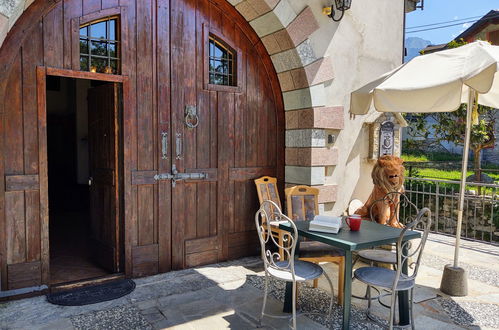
309,215,343,234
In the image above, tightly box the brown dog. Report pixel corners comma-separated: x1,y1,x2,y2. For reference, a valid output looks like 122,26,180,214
355,156,405,228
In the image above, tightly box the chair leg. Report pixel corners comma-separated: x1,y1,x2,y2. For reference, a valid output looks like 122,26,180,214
292,281,297,330
278,232,284,261
322,271,335,318
337,259,345,306
259,273,270,327
410,288,415,330
389,290,397,330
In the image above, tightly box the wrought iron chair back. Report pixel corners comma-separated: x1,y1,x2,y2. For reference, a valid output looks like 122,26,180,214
393,207,432,289
369,191,419,226
255,200,298,276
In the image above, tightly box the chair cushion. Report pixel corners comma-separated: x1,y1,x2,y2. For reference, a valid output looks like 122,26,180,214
358,249,396,265
298,241,345,258
354,267,414,291
267,260,324,282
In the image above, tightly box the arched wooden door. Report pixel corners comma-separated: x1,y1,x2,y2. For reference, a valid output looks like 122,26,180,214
0,0,283,290
165,0,284,269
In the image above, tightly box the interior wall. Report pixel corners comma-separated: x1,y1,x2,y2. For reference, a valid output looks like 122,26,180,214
76,80,90,185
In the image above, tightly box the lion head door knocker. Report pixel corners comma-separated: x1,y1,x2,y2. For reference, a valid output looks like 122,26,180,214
184,105,199,128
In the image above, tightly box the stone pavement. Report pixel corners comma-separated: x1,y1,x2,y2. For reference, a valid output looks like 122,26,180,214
0,233,498,329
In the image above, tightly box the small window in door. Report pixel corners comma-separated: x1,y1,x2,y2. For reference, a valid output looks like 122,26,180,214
209,35,236,86
80,17,120,74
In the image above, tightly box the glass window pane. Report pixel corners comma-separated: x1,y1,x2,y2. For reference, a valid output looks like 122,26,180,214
214,74,224,85
90,21,107,39
109,19,116,40
109,42,117,58
80,56,89,71
209,41,215,57
91,41,108,56
80,39,89,54
214,44,223,58
110,60,119,74
80,26,88,36
91,58,107,73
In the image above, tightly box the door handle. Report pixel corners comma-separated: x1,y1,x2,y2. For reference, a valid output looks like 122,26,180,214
175,133,182,160
88,176,93,186
161,131,168,160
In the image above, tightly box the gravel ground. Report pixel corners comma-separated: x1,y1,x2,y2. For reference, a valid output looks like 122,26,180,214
247,274,387,330
438,298,499,329
70,305,152,330
421,253,499,287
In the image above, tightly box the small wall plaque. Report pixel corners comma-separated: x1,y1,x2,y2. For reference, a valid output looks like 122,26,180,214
379,121,394,156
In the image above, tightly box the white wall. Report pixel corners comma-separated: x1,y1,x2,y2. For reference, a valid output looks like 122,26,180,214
287,0,405,214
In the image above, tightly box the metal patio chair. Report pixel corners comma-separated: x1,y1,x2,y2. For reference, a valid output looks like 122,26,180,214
358,192,419,270
353,207,432,329
255,200,335,330
285,185,345,306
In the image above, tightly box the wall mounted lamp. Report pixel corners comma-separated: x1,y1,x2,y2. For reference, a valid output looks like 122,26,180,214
323,0,352,22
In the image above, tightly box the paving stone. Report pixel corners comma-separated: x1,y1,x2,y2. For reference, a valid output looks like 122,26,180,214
30,318,74,330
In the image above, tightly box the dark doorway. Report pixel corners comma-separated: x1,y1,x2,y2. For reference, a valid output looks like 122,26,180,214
47,76,122,285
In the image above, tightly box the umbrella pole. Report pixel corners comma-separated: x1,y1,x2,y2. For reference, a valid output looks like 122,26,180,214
454,90,474,268
440,90,472,296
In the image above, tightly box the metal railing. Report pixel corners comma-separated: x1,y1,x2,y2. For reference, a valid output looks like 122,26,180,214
403,177,499,245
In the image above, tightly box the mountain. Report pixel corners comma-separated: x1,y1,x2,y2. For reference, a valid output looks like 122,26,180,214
404,37,432,62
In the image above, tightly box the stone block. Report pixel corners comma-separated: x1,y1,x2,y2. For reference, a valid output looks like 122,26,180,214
24,0,35,10
235,1,259,21
271,48,302,73
273,0,296,27
285,129,325,147
287,7,319,46
8,1,23,30
285,166,325,185
0,13,7,47
247,0,278,16
283,84,325,110
296,39,317,66
286,147,338,166
261,34,281,55
249,11,283,37
227,0,244,6
0,0,15,17
288,68,308,90
305,57,334,86
316,184,338,203
273,29,294,51
285,107,344,129
277,71,295,91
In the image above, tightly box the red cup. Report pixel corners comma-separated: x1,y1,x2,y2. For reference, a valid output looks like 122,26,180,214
346,214,362,231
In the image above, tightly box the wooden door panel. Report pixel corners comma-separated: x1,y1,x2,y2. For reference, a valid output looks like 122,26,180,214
88,83,119,272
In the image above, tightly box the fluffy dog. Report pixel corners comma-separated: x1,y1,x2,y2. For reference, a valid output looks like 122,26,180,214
355,155,405,228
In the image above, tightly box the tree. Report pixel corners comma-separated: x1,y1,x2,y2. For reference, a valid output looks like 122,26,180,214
405,39,496,184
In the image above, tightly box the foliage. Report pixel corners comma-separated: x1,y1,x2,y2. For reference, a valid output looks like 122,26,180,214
404,38,496,183
401,149,462,162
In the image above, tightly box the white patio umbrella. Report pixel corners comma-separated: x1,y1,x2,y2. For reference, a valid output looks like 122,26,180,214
350,40,499,296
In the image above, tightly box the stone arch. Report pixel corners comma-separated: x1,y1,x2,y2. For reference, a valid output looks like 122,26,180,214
1,0,342,203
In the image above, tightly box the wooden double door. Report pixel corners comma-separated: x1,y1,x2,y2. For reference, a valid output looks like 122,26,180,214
130,0,284,274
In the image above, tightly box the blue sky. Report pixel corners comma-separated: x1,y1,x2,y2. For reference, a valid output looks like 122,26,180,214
406,0,499,44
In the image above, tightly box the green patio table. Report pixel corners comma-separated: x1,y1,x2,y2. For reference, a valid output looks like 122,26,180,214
279,219,421,330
